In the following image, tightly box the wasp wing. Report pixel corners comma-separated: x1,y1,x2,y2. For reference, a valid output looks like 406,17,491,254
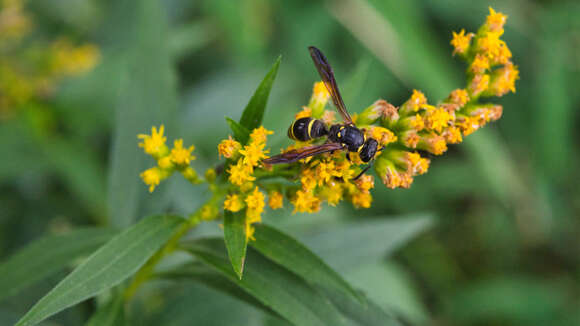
308,46,353,124
263,142,344,164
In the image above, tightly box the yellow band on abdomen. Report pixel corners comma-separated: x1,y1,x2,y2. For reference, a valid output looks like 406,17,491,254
307,119,315,139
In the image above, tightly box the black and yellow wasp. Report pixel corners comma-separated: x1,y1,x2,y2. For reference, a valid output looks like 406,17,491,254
264,46,379,168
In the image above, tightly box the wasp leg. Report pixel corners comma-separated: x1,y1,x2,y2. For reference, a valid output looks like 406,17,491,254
352,164,371,181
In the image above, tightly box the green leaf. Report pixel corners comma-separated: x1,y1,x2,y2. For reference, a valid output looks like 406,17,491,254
183,238,350,326
16,215,185,326
224,211,248,279
107,0,177,228
238,55,281,131
225,117,251,144
0,228,117,302
156,262,277,317
144,282,264,326
85,294,125,326
299,215,433,271
320,287,402,326
251,224,364,304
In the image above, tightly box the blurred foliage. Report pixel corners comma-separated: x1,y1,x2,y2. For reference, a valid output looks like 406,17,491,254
0,0,579,325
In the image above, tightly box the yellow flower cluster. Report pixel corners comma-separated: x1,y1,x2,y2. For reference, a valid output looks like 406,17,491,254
138,125,200,192
361,7,516,189
220,126,281,240
292,152,375,211
139,7,518,243
0,0,100,119
451,7,519,98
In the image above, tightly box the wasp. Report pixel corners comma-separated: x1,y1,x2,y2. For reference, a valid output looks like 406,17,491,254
264,46,379,175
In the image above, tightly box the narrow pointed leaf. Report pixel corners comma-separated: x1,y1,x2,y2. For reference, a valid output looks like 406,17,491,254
16,215,185,326
0,228,117,302
251,224,364,304
299,215,433,271
224,211,248,279
239,56,281,131
225,117,250,145
107,0,177,228
183,238,350,326
157,262,278,317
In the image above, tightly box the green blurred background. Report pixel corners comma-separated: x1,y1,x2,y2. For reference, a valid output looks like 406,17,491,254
1,0,579,325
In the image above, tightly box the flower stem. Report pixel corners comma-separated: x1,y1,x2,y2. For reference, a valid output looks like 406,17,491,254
123,193,218,301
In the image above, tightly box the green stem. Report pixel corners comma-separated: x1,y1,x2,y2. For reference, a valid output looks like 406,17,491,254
123,185,225,301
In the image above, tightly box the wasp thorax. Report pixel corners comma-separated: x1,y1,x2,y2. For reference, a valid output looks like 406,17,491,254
329,124,365,152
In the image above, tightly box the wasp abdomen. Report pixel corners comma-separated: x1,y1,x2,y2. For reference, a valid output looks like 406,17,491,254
288,117,328,141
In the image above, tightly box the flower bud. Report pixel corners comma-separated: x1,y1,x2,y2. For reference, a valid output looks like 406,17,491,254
485,7,507,33
218,136,242,160
308,81,330,117
485,62,518,97
357,99,399,125
417,132,447,155
400,90,427,116
467,74,490,98
450,29,474,56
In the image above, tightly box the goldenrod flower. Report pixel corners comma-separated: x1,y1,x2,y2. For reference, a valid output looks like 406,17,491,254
245,186,265,237
456,116,480,136
239,141,269,167
486,62,519,96
357,100,398,125
157,156,173,170
399,130,420,148
246,223,256,241
200,204,219,221
268,191,284,210
400,90,427,115
397,114,425,131
138,125,168,159
170,139,196,166
292,190,320,213
227,160,256,186
425,107,454,134
450,29,474,56
442,126,463,144
249,126,274,145
470,54,490,74
218,136,241,159
320,182,343,206
309,81,330,116
485,7,507,33
300,168,318,191
224,194,244,212
418,133,448,155
369,126,397,146
181,167,200,184
314,159,339,186
375,158,403,189
351,192,372,209
468,74,490,97
140,167,166,193
447,89,470,106
354,174,375,192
